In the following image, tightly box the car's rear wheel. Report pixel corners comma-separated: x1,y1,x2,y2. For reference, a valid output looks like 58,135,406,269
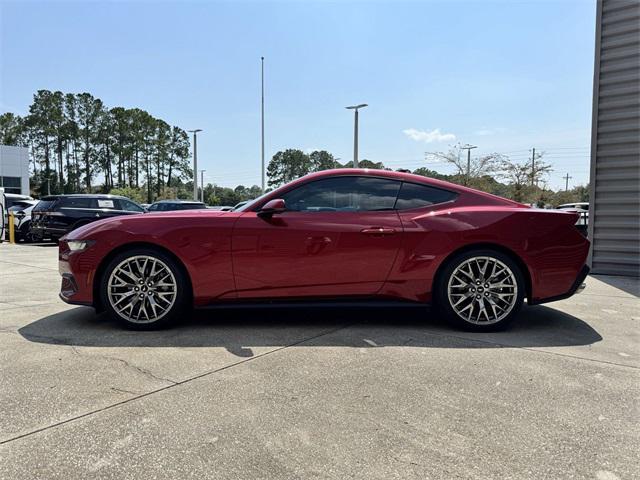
435,249,525,331
100,248,188,330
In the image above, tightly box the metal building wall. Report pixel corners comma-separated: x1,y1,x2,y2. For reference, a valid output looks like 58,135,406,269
588,0,640,276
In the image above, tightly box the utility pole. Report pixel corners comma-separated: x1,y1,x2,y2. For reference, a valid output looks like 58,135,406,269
200,170,206,203
261,56,265,193
531,147,536,186
461,144,477,186
188,129,202,201
563,173,572,191
345,104,368,168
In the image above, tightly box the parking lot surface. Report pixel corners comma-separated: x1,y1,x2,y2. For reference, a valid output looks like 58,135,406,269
0,242,638,479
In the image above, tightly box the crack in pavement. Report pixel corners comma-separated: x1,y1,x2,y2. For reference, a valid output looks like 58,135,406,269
0,259,59,272
0,322,356,446
69,345,177,385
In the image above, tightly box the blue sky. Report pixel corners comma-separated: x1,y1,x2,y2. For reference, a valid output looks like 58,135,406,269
1,0,596,190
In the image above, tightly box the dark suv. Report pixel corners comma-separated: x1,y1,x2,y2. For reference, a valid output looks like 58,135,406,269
30,194,145,241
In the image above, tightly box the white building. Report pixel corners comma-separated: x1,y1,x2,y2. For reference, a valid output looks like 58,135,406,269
0,145,30,195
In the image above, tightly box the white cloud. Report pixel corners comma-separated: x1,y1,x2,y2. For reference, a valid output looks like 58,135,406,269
403,128,456,143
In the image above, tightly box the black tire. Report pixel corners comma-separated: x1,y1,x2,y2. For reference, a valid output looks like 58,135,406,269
99,247,189,330
435,249,525,332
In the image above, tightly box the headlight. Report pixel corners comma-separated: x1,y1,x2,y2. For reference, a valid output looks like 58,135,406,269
67,240,95,252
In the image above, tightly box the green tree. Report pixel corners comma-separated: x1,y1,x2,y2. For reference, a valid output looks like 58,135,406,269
497,155,552,203
167,126,190,187
341,159,387,169
309,150,339,171
267,149,311,187
0,112,26,145
76,92,104,191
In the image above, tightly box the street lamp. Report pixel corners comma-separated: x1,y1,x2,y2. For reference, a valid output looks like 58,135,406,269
188,129,202,201
345,104,367,168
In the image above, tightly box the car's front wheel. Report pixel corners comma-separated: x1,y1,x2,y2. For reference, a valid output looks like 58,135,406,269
100,248,188,330
435,249,525,331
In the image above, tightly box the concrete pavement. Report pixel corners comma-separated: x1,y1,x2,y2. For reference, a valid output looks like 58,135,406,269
0,243,638,479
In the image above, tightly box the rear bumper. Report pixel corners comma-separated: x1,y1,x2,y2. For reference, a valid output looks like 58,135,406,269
529,265,590,305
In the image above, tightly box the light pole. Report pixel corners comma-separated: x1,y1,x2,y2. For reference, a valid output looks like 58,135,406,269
200,170,206,203
188,129,202,201
461,144,477,186
345,104,367,168
261,56,265,193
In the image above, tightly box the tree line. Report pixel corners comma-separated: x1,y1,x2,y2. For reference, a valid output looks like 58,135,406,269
265,146,588,207
0,90,192,202
1,91,587,207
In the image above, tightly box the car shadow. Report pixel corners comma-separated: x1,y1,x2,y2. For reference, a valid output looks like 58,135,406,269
18,304,602,356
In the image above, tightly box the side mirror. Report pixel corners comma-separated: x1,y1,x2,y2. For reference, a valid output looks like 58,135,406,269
258,198,286,217
15,211,26,218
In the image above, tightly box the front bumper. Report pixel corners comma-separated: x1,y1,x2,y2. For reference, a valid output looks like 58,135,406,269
58,239,97,306
529,265,590,305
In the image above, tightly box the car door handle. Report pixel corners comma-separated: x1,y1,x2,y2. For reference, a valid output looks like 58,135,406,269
360,227,397,235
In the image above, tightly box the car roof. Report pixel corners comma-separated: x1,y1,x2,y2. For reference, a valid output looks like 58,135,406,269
4,193,33,199
41,194,128,200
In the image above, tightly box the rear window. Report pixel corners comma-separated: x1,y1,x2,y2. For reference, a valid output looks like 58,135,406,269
395,182,457,210
33,199,59,211
60,197,93,208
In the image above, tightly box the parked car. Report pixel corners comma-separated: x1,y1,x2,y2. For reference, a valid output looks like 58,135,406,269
2,194,34,236
30,194,145,242
207,205,234,211
3,193,34,210
558,202,589,211
232,200,249,211
147,199,207,212
558,202,589,236
12,203,39,242
59,169,590,331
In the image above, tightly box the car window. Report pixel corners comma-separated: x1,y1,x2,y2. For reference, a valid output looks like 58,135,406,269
395,182,458,210
148,203,160,211
182,203,206,210
34,199,58,211
120,199,144,212
281,176,401,212
60,197,92,208
96,198,117,209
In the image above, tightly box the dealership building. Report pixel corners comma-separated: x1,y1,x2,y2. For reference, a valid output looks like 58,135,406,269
0,145,30,195
589,0,640,277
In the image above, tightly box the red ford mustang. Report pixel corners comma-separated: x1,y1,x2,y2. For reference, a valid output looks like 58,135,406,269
58,169,590,331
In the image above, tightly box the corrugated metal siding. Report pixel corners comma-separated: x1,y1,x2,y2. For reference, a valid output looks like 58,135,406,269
589,0,640,276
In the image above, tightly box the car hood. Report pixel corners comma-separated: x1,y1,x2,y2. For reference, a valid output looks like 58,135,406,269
64,209,231,240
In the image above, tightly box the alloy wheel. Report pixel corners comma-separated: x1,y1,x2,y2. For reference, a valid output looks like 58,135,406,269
447,256,518,325
107,255,177,323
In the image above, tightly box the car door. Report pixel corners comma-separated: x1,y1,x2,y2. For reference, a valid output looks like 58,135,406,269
231,176,404,299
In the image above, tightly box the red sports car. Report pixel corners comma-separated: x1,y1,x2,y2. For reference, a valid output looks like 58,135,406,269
58,169,590,331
